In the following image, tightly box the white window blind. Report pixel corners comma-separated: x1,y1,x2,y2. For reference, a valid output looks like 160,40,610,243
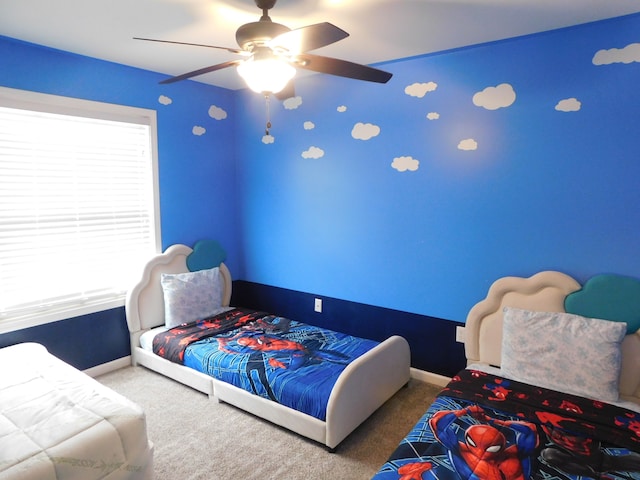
0,87,160,333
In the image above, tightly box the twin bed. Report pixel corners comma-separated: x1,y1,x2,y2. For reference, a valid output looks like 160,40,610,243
373,270,640,480
124,238,640,478
125,241,411,452
0,343,153,480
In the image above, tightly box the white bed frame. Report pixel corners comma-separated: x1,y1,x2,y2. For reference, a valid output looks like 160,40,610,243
464,270,640,405
125,244,411,451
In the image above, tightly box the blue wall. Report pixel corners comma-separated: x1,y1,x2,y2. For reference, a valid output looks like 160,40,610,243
1,13,639,373
0,35,241,264
0,36,240,368
235,14,640,323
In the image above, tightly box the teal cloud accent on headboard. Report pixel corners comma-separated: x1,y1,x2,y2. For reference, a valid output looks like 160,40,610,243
187,239,227,272
565,274,640,334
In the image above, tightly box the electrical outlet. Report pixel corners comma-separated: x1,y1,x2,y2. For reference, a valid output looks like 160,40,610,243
456,326,465,343
314,298,322,313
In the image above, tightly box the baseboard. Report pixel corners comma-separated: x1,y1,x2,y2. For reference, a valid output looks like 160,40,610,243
410,367,451,387
83,355,131,377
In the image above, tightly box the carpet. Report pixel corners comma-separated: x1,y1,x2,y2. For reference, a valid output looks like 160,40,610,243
97,366,441,480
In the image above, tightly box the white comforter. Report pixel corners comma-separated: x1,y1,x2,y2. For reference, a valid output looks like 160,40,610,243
0,343,152,480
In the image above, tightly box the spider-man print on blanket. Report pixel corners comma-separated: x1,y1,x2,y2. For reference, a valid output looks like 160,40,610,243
373,369,640,480
152,308,378,420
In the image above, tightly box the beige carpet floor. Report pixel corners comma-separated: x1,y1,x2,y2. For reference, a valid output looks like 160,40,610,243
97,366,441,480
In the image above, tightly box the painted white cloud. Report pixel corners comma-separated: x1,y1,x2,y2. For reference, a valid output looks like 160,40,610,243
555,98,582,112
427,112,440,120
593,43,640,65
262,135,275,144
192,126,206,136
304,121,315,130
391,156,419,172
473,83,516,110
283,96,303,110
458,138,478,151
302,146,324,159
158,95,172,105
337,105,347,112
405,82,438,98
208,105,227,120
351,122,380,140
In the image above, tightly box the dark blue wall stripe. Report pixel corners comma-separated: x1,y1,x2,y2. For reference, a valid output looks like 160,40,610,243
0,308,130,370
0,285,466,377
231,280,466,377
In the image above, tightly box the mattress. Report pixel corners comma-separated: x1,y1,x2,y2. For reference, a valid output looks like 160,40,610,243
0,343,153,480
140,327,167,351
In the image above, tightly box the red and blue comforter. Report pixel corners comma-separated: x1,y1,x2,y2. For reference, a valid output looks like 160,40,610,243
373,369,640,480
152,308,378,421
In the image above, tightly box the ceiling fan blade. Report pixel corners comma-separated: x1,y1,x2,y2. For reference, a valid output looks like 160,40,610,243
134,37,247,56
295,54,392,83
274,80,295,101
159,60,243,84
270,22,348,54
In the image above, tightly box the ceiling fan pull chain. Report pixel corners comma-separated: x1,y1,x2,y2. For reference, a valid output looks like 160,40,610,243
264,93,272,135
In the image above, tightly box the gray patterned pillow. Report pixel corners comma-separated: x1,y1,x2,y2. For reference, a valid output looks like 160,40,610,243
501,307,626,402
161,267,224,328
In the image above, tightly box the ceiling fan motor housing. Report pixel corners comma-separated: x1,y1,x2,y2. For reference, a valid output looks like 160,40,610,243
254,0,277,9
236,20,291,50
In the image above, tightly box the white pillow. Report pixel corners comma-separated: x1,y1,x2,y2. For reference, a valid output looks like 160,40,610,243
161,267,224,328
501,307,626,403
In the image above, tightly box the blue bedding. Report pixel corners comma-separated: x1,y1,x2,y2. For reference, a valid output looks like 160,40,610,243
372,369,640,480
152,308,378,420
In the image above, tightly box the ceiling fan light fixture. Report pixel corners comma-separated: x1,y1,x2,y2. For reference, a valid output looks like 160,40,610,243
139,0,392,91
237,51,296,94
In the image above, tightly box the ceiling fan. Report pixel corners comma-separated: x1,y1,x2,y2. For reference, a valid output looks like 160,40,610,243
134,0,393,99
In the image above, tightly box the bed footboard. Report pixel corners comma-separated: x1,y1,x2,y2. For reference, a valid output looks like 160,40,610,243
212,335,410,451
325,335,411,450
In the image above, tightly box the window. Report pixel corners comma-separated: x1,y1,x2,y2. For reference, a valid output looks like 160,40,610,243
0,87,160,333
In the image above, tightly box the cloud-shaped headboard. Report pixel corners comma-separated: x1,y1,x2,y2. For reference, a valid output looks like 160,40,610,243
565,274,640,334
186,239,227,272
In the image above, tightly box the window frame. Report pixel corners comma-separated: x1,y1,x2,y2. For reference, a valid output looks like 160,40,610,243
0,86,161,334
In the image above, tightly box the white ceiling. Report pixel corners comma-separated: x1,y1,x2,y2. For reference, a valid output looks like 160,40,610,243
2,0,640,90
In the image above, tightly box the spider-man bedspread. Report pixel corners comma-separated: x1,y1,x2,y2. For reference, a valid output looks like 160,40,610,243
152,308,378,421
373,369,640,480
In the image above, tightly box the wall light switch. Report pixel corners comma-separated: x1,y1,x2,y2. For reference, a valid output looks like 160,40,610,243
314,298,322,313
